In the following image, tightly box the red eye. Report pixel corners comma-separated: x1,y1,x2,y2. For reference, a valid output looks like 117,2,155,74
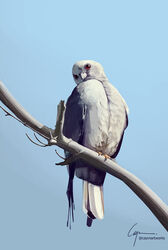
84,64,91,70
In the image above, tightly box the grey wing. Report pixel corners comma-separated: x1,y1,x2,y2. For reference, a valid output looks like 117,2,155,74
63,87,87,228
111,111,128,158
63,87,86,155
101,80,129,158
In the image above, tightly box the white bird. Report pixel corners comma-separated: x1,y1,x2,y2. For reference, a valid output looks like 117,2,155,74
63,60,128,227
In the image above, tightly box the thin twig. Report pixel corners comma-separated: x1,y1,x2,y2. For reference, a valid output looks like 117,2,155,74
0,105,26,125
25,133,47,147
55,149,66,160
34,133,47,146
0,105,49,140
0,104,51,148
55,151,84,166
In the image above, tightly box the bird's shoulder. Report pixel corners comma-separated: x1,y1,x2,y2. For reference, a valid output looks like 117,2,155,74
66,86,81,106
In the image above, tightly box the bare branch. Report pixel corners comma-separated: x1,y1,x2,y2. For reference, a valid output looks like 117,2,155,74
0,105,25,124
0,81,54,139
0,80,168,231
54,100,66,139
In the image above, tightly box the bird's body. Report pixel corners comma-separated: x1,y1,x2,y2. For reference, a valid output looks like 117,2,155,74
63,60,128,227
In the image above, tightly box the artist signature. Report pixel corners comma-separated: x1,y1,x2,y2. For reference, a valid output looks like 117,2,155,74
127,223,157,247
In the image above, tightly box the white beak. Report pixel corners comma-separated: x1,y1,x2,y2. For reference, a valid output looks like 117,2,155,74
80,72,87,80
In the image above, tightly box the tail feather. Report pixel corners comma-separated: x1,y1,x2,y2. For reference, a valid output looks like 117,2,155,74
87,217,92,227
66,178,75,229
83,180,89,214
87,216,93,227
66,165,75,229
88,183,104,219
83,181,104,226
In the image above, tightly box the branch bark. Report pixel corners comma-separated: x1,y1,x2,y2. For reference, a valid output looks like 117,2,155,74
0,80,168,231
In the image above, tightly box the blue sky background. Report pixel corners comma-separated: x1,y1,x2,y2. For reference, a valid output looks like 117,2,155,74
0,0,168,249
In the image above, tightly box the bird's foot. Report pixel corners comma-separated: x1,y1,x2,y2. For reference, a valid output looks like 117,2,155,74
97,151,103,156
104,154,111,160
97,152,111,160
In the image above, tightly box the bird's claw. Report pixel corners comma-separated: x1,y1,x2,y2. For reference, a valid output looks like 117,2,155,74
104,154,111,160
97,151,111,160
97,151,103,156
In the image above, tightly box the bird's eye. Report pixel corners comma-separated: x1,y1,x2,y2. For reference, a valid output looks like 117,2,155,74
73,74,79,79
84,64,91,70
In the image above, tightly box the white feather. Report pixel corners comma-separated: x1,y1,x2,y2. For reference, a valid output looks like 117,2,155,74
88,183,104,219
82,181,89,214
82,181,104,220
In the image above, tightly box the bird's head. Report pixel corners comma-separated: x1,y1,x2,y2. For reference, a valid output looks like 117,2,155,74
72,60,107,84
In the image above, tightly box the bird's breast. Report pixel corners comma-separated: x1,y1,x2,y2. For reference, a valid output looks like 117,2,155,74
77,80,109,152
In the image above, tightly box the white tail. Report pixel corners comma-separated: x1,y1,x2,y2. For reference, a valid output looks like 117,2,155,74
83,181,104,220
